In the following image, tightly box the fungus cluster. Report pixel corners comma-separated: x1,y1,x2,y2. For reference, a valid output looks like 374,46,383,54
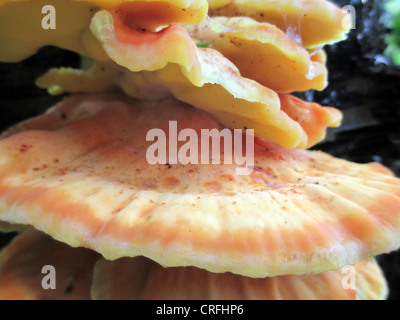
0,0,399,300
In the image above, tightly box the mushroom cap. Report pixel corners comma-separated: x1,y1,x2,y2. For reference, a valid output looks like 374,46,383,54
0,228,99,300
0,0,208,62
36,58,308,149
208,0,351,48
0,228,387,300
355,259,390,300
0,94,399,278
2,0,344,149
0,0,346,62
91,256,387,300
37,56,340,149
279,94,342,148
185,16,328,93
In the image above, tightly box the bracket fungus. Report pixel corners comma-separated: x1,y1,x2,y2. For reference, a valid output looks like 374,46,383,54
0,0,398,300
90,256,388,300
208,0,350,48
0,228,100,300
184,16,329,93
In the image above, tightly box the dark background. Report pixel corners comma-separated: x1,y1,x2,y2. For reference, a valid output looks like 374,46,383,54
0,0,399,299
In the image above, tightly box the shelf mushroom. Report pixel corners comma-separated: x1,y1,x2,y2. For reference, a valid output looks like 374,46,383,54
0,93,398,300
0,228,100,300
0,0,398,300
91,256,388,300
0,228,388,300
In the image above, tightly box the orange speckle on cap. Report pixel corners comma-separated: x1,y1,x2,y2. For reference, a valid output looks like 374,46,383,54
163,177,180,188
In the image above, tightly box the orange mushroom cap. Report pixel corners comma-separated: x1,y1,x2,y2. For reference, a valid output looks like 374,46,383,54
279,94,343,148
208,0,351,49
0,228,387,300
0,0,208,62
91,256,387,300
36,56,341,149
0,228,99,300
185,16,328,93
0,94,398,278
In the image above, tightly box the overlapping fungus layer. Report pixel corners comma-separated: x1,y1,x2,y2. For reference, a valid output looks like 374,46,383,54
0,0,397,300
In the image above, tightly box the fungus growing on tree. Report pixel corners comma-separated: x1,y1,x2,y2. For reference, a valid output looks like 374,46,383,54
0,0,397,300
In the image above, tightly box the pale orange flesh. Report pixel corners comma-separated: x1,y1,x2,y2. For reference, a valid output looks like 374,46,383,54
0,229,387,300
208,0,350,49
279,94,342,147
0,94,399,278
92,256,389,300
0,228,100,300
185,16,328,93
